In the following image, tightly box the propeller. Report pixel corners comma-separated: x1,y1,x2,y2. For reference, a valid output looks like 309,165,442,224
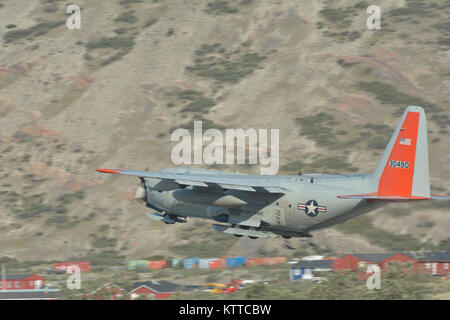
134,177,147,202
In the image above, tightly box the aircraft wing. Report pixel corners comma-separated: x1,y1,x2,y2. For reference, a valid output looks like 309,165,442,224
96,169,286,194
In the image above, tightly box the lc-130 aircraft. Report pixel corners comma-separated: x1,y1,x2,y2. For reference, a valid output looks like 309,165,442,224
97,106,449,239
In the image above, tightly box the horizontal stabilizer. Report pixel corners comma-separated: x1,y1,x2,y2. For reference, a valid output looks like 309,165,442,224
337,193,450,201
431,195,450,200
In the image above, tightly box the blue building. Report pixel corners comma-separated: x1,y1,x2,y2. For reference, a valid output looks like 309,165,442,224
289,260,334,281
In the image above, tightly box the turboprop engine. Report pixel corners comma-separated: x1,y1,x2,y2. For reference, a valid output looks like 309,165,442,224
172,189,247,207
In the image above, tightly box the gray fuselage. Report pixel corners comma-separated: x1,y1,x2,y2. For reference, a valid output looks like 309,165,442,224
144,169,386,235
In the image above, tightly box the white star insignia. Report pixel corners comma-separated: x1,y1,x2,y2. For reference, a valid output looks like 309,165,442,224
306,202,318,215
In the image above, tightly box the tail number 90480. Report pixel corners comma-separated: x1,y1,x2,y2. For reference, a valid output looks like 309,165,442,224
389,160,410,169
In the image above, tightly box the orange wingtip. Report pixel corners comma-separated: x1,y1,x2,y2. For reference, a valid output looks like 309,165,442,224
96,169,122,174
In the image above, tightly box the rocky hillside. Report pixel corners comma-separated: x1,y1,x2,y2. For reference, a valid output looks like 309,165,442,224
0,0,448,264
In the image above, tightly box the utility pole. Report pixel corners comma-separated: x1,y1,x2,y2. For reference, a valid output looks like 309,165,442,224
1,264,5,292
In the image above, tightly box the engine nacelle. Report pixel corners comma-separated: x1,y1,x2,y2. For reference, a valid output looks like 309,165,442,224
172,189,247,207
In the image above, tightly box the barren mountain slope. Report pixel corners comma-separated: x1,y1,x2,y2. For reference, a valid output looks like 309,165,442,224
0,0,448,262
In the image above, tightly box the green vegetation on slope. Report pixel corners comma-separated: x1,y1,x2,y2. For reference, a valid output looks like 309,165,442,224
85,36,136,66
295,112,338,148
114,11,138,24
357,81,441,113
309,265,434,300
186,43,267,84
4,20,64,43
336,215,430,252
205,1,239,15
172,266,438,300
